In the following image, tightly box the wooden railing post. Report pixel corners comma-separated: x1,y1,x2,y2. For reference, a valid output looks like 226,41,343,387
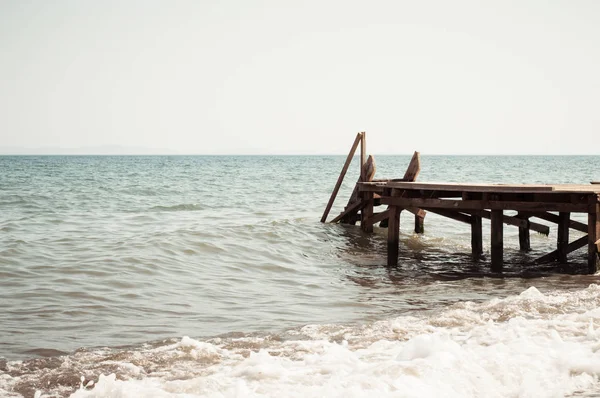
360,132,367,181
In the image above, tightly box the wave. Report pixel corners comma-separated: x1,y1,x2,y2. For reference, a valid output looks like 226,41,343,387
3,285,600,398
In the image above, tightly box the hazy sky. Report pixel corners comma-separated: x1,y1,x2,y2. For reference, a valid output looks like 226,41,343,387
1,0,599,154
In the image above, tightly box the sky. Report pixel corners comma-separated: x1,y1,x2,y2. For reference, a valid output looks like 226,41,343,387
0,0,599,155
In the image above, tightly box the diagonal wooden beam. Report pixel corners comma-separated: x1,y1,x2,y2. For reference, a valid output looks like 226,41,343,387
413,207,549,234
521,211,588,233
531,235,588,264
330,199,365,224
364,209,390,227
476,210,550,235
424,208,472,224
321,132,363,223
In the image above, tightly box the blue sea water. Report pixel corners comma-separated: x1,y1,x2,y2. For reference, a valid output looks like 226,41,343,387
1,154,600,397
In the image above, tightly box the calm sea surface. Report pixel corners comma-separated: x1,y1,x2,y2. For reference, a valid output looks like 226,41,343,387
1,155,600,397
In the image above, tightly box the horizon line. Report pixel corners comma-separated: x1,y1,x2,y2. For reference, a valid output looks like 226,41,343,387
0,152,598,157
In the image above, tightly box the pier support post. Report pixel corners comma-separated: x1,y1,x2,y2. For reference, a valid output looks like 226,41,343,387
387,207,401,266
558,212,570,263
491,210,503,271
414,212,425,234
588,196,600,274
361,192,374,233
471,213,483,260
517,213,531,252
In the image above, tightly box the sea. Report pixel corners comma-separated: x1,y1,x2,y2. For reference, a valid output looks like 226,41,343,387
1,154,600,398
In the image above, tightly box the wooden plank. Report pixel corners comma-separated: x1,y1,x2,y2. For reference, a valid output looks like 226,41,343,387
387,206,400,266
424,208,472,224
321,132,363,223
588,198,600,273
358,184,385,193
382,181,600,194
522,211,588,233
491,210,503,272
381,197,589,213
558,212,570,263
330,199,364,224
472,214,483,260
403,151,421,181
517,213,531,252
532,235,588,264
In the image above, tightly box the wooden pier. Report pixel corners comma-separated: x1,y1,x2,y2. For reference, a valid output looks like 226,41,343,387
321,133,600,274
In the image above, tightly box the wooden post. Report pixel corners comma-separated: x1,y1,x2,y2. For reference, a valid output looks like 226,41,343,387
414,213,424,234
402,151,421,181
557,212,570,263
517,213,531,252
588,196,600,274
387,206,401,266
341,155,376,225
491,210,503,271
361,191,374,233
320,132,363,223
360,132,366,181
471,213,483,260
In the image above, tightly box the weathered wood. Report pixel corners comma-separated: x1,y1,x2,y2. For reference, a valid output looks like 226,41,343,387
380,181,600,194
532,235,588,264
414,213,425,234
557,212,570,263
361,192,374,233
588,198,600,273
475,209,550,235
406,207,426,218
387,207,401,266
403,152,421,181
341,155,376,224
425,208,472,224
522,211,588,233
472,214,483,260
330,199,364,224
321,132,363,223
360,132,367,181
422,207,547,235
381,197,589,213
378,152,423,229
365,209,390,226
517,213,531,252
491,210,503,272
380,208,417,228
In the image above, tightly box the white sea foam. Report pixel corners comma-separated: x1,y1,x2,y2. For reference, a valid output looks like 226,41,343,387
61,285,600,398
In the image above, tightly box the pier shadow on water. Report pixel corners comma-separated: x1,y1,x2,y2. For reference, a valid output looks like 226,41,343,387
331,223,595,304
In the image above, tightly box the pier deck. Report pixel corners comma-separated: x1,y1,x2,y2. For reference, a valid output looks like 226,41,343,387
359,181,600,272
321,133,600,274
